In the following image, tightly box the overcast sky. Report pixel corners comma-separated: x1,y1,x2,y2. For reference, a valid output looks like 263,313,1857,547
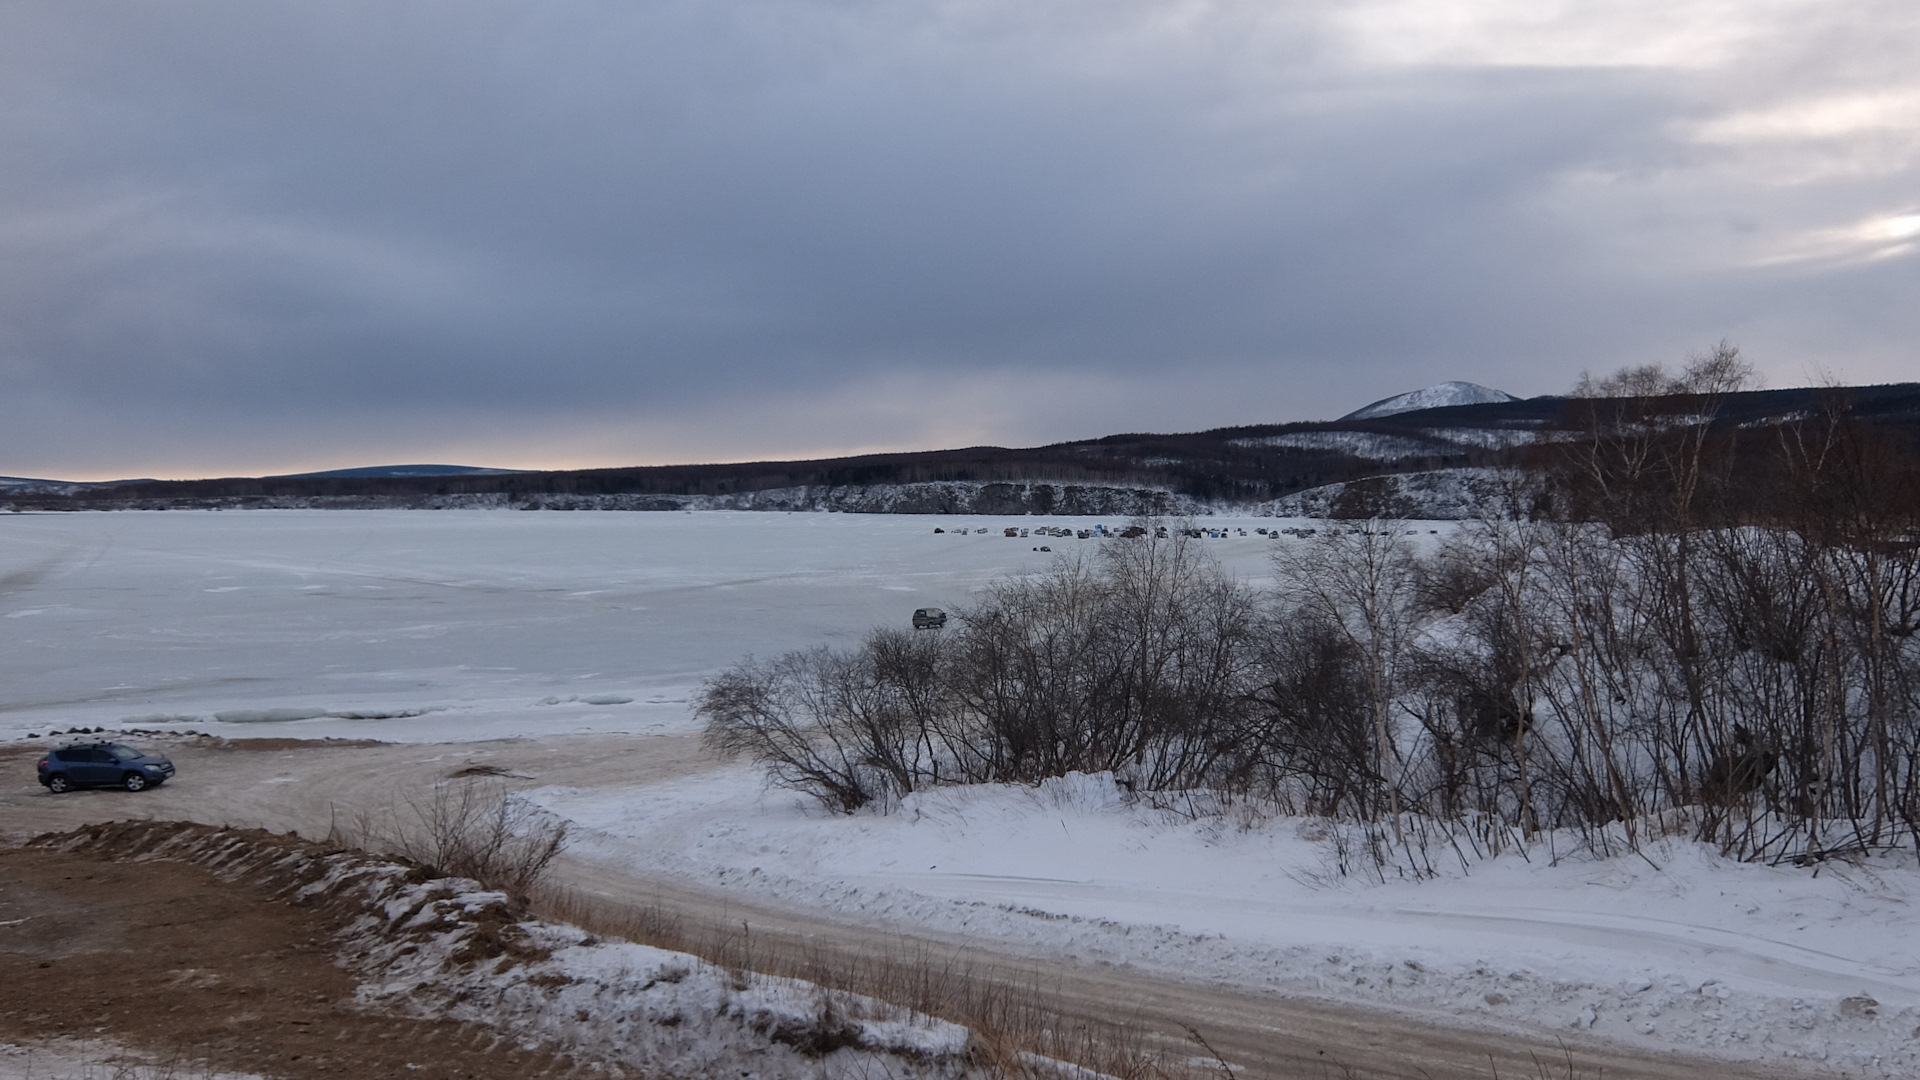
3,1,1916,480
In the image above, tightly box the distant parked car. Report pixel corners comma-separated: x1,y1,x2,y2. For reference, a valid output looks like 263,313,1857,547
912,607,948,630
36,741,175,793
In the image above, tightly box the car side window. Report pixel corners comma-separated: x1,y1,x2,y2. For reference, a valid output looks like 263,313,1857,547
50,749,74,763
84,748,114,763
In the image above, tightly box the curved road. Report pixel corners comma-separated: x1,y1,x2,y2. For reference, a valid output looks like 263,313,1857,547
0,734,1821,1080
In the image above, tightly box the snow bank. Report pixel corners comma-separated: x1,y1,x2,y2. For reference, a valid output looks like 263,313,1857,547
534,769,1920,1077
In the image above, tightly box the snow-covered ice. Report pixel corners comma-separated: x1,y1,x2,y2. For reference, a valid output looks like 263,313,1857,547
0,510,1288,742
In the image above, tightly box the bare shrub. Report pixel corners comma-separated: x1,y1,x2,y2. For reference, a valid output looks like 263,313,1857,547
1271,519,1421,829
1244,614,1378,817
698,647,907,813
700,518,1267,810
329,778,568,898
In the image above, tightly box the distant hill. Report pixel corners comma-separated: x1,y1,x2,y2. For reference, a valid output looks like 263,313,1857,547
0,474,110,495
7,381,1917,517
276,464,523,480
1341,381,1519,420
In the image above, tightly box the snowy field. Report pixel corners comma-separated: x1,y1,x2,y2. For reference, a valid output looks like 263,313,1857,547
4,510,1917,1075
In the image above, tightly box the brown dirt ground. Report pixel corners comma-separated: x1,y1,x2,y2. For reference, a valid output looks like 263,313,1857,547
0,843,608,1080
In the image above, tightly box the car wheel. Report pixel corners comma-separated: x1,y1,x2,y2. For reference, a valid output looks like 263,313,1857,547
46,775,71,794
123,772,148,792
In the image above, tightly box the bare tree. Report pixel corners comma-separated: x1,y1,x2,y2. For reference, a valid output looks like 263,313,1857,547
1272,519,1420,832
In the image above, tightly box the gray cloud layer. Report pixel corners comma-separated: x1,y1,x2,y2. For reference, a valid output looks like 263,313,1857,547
3,1,1916,478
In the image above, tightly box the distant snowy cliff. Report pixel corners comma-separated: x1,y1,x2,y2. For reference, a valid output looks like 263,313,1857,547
1258,468,1533,520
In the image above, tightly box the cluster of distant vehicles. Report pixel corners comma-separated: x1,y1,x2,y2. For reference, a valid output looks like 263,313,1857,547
914,522,1318,631
935,523,1168,541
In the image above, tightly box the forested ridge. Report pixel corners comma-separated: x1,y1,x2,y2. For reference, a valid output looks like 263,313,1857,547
12,380,1919,513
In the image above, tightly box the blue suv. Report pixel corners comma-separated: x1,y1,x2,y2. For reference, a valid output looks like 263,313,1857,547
37,741,176,793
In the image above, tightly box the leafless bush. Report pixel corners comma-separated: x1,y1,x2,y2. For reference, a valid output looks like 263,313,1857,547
700,519,1267,810
328,778,569,898
698,647,904,813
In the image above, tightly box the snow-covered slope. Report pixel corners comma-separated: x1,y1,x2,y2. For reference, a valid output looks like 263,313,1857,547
1258,468,1529,519
1227,431,1443,460
1342,381,1518,420
0,474,90,495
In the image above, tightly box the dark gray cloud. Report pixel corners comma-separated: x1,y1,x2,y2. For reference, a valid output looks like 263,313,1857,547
2,1,1916,478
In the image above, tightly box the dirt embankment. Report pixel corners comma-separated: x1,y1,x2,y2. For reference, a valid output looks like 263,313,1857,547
0,831,596,1079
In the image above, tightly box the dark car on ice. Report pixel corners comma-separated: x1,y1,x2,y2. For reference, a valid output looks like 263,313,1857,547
37,741,176,793
912,607,948,630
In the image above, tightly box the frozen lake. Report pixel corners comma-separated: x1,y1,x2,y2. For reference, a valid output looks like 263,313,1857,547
0,509,1297,740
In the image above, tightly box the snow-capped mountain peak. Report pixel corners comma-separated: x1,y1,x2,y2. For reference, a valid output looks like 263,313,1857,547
1340,381,1517,420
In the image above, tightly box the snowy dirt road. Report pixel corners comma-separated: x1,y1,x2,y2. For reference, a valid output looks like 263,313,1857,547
0,735,1824,1080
